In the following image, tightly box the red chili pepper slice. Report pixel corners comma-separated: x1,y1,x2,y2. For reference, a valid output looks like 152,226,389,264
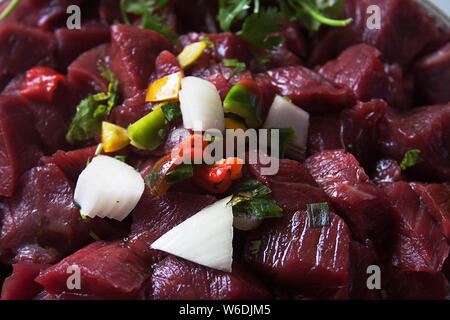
20,66,67,102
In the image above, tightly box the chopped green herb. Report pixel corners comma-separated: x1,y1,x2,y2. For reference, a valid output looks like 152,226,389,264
307,202,330,228
0,0,21,20
165,164,194,185
238,6,284,50
114,155,127,162
120,0,177,42
161,102,182,124
95,143,104,156
217,0,252,32
80,214,87,220
278,0,352,31
66,61,119,144
89,231,101,241
400,149,424,170
230,180,283,219
223,59,246,81
200,36,215,48
248,240,261,255
145,173,160,184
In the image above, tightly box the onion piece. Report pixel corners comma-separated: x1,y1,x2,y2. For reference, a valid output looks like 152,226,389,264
151,196,234,272
74,155,145,221
262,95,310,160
179,76,225,132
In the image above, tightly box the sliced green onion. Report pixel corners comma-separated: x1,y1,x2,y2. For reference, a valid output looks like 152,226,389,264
307,202,330,228
0,0,21,20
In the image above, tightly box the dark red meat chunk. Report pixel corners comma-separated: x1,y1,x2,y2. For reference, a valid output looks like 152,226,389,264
0,95,42,197
307,114,343,156
317,44,409,109
110,24,172,99
339,0,440,68
0,0,85,32
413,42,450,105
148,256,272,300
410,182,450,240
382,265,449,300
340,99,387,166
0,164,126,264
55,22,111,68
41,146,97,182
0,23,56,89
154,50,183,79
255,66,355,115
35,241,150,299
381,182,449,272
349,242,381,300
243,159,352,294
67,44,111,97
377,105,450,182
304,150,394,250
126,191,216,263
1,262,48,300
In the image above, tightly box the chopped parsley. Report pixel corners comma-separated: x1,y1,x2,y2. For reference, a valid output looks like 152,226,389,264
248,240,261,255
307,202,330,228
231,180,283,219
66,61,119,145
399,149,424,170
223,59,246,81
120,0,177,42
164,164,194,185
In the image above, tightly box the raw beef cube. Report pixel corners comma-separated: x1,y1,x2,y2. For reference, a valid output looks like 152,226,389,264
35,241,150,299
413,42,450,105
318,44,409,109
339,0,440,68
244,159,352,293
148,256,272,300
377,104,450,181
0,95,42,197
110,24,172,98
304,150,394,250
254,66,355,114
381,182,449,272
1,262,48,300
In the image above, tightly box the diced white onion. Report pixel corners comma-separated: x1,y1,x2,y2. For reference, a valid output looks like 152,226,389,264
262,95,310,160
179,76,225,132
74,155,145,221
151,196,234,272
233,216,263,231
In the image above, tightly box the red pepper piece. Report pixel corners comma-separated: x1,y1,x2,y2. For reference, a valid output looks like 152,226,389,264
20,66,67,102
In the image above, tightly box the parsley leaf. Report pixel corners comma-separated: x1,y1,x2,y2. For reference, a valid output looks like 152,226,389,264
217,0,252,32
120,0,176,42
238,6,284,50
66,61,119,145
400,149,424,170
223,59,246,81
161,102,182,124
231,180,283,219
278,0,352,31
164,164,194,185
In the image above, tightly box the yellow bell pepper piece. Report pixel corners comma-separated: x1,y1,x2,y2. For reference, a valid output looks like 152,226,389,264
145,72,182,102
225,117,247,131
101,121,130,153
177,41,207,69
